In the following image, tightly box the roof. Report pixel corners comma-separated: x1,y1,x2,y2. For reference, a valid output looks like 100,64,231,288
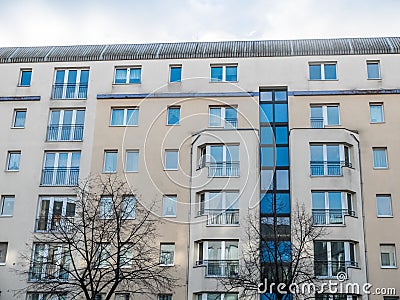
1,37,399,64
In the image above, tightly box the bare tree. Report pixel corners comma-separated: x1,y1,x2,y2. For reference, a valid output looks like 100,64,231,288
219,201,326,300
19,175,177,299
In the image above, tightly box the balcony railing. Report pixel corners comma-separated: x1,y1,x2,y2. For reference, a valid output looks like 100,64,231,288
40,167,79,186
310,117,324,128
52,83,88,99
198,209,239,225
312,209,356,225
225,118,238,128
47,125,84,141
310,161,352,176
207,162,240,177
35,216,75,232
28,264,69,281
314,260,358,278
196,260,239,277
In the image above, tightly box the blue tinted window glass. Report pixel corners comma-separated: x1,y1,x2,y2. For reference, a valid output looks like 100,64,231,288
261,147,274,167
260,104,273,123
309,64,321,80
20,70,32,86
126,109,139,126
261,126,274,144
115,69,127,84
367,62,380,79
278,241,291,262
276,193,290,214
274,104,288,122
80,70,89,84
167,107,180,125
276,170,289,190
327,106,339,125
324,64,337,80
260,91,272,101
262,241,291,263
129,68,141,84
225,66,237,81
275,126,288,144
276,147,289,166
261,193,273,214
275,91,287,101
170,66,182,82
210,67,223,82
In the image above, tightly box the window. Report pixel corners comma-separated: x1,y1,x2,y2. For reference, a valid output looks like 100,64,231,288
1,196,15,216
26,292,68,300
199,144,239,177
373,147,388,169
47,109,85,141
13,109,26,128
196,293,238,300
158,295,172,300
119,244,133,268
309,63,337,80
210,65,237,82
198,191,239,225
163,195,177,217
36,196,76,232
380,244,396,267
99,197,113,219
110,108,139,126
6,151,21,171
115,294,130,300
312,192,354,225
52,69,89,99
165,150,178,170
104,151,118,173
376,195,393,217
41,152,81,186
125,150,139,172
121,196,136,219
369,103,384,123
310,144,351,176
367,61,380,79
167,107,180,125
310,105,340,128
96,243,111,268
169,65,182,83
160,243,175,266
0,243,7,264
209,106,237,128
114,67,141,84
19,69,32,86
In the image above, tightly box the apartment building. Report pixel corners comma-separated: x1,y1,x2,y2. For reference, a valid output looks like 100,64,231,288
0,37,399,300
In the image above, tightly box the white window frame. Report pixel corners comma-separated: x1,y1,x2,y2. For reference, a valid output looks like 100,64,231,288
42,151,81,186
311,191,354,225
19,69,32,87
369,103,384,123
162,195,177,217
309,62,337,80
114,67,142,84
164,150,179,170
167,106,181,125
12,109,27,128
210,64,238,82
48,109,85,141
0,195,15,217
110,107,139,126
159,243,175,266
372,147,388,169
198,240,239,261
125,150,139,173
310,104,340,127
121,195,136,219
209,106,238,128
169,64,182,83
0,242,7,264
376,194,393,217
380,244,397,268
53,68,89,99
119,244,133,268
367,60,381,80
36,196,76,231
6,151,21,171
198,191,240,226
310,144,350,175
99,196,114,219
96,243,111,268
103,150,118,173
196,293,238,300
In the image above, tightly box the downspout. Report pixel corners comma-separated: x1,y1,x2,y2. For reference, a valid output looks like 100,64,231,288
350,133,369,298
187,133,201,300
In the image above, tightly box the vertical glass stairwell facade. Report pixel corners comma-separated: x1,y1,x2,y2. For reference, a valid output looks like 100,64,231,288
259,88,291,297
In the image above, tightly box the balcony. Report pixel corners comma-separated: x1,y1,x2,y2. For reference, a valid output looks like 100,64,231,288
314,260,358,278
224,118,237,128
52,83,88,99
206,162,240,177
312,209,356,225
310,161,352,176
40,167,79,186
198,209,239,225
310,117,324,128
196,260,239,277
35,216,74,233
47,125,84,141
28,264,69,281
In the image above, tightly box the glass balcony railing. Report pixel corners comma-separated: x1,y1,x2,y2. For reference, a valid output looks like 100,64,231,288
314,260,358,278
47,125,84,141
312,209,356,225
52,83,88,99
40,167,79,186
207,162,240,177
196,260,239,277
198,209,239,225
310,161,352,176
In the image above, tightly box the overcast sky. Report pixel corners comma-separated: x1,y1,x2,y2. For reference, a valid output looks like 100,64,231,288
1,0,399,47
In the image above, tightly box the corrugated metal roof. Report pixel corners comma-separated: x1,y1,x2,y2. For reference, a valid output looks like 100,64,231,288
0,37,399,64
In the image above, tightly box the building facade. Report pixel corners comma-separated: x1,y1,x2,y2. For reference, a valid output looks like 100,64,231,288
0,37,399,300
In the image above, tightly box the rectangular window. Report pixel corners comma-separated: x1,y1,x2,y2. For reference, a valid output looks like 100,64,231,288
41,152,81,186
169,65,182,83
163,195,177,217
310,105,340,128
312,192,354,225
309,63,337,80
110,108,139,126
373,147,388,169
0,243,8,264
167,107,180,125
121,196,136,219
19,69,32,86
198,191,239,225
165,150,178,170
376,195,393,217
114,67,141,84
310,144,351,176
103,151,118,173
196,293,238,300
36,196,76,232
367,61,381,79
160,243,175,266
210,65,237,82
380,244,396,267
115,294,130,300
125,150,139,172
6,151,21,171
119,244,133,268
99,197,113,219
209,106,237,128
369,103,384,123
96,243,111,268
52,69,89,99
47,109,85,141
200,144,240,177
13,109,26,128
1,196,15,216
26,293,68,300
158,295,172,300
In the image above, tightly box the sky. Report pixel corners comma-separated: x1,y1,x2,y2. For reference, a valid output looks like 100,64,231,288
0,0,399,47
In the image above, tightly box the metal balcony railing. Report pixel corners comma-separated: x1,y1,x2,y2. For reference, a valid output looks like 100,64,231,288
310,117,324,128
35,216,75,232
40,167,79,186
314,260,358,277
28,264,69,281
224,118,238,128
207,162,240,177
47,124,84,141
196,260,239,277
52,83,88,99
312,209,356,225
310,161,352,176
198,209,239,225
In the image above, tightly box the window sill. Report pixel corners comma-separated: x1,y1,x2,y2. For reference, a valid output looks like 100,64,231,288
377,215,394,218
109,125,138,127
17,85,31,87
0,215,13,218
370,121,385,124
124,171,139,173
309,79,338,81
163,215,176,218
112,83,141,86
164,169,178,171
5,170,19,172
11,127,25,129
209,81,238,83
367,78,382,80
169,81,182,84
373,167,389,170
381,266,397,269
166,124,180,126
103,171,117,174
159,264,174,267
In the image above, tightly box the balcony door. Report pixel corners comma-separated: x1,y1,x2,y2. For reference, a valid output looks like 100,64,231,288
42,152,80,185
53,69,89,99
48,109,85,141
